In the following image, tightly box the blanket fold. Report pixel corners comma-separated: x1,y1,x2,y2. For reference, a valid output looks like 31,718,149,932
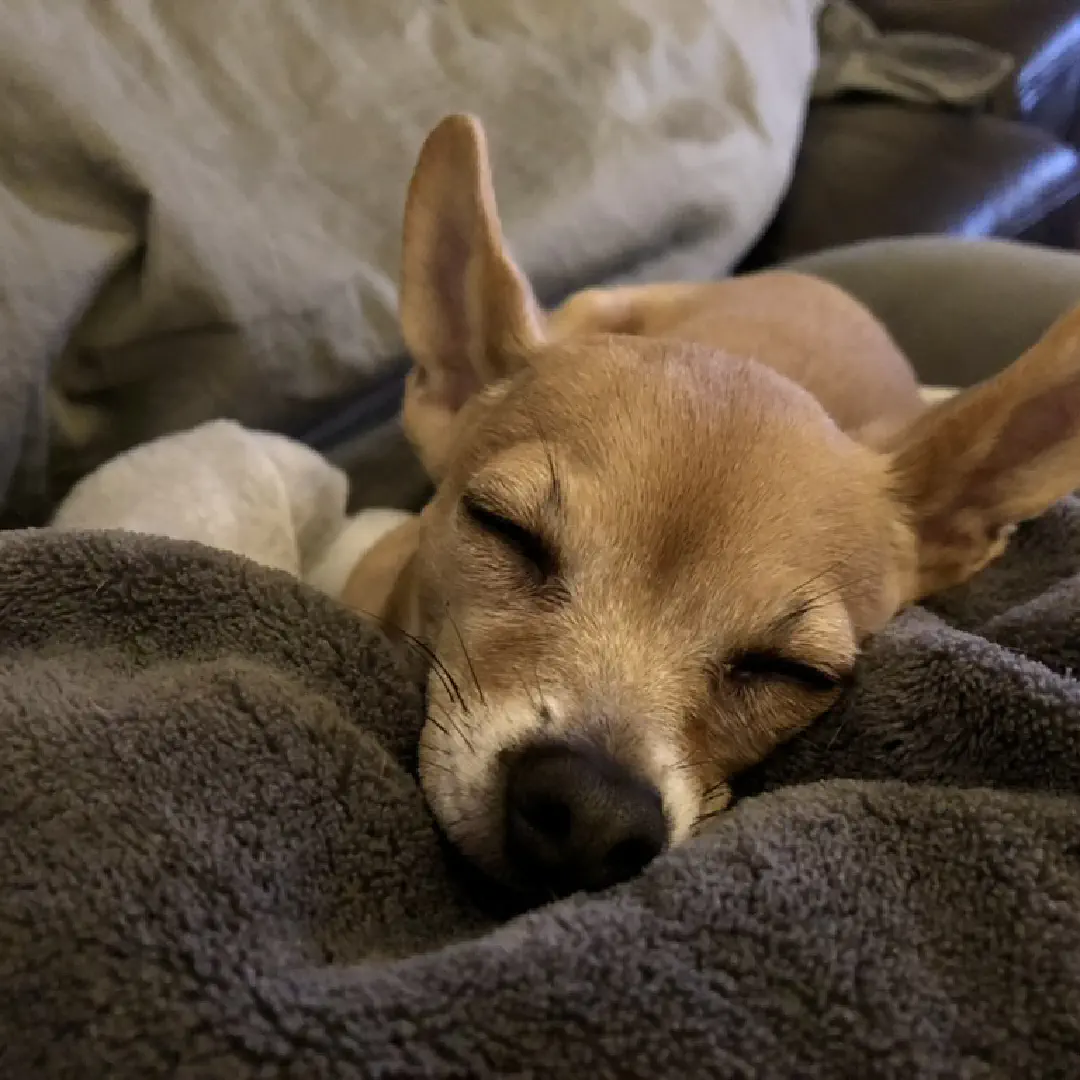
2,497,1080,1077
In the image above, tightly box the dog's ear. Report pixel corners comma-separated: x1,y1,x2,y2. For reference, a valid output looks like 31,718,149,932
886,301,1080,599
399,113,543,477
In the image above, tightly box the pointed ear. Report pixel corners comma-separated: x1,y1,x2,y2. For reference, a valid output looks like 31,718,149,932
886,301,1080,598
398,113,544,477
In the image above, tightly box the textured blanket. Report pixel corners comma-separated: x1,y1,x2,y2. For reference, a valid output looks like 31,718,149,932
3,496,1080,1077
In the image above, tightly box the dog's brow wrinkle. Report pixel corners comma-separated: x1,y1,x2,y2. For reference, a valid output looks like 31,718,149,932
531,422,564,513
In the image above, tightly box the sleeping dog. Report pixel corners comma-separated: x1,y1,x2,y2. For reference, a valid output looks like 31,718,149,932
329,114,1080,899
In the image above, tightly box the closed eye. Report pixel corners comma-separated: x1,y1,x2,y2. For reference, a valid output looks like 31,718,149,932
727,651,848,694
460,493,557,583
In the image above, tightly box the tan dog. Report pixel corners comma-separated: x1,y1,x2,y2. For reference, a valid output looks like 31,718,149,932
341,114,1080,899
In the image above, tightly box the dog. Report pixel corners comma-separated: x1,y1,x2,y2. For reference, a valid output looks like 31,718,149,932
337,113,1080,900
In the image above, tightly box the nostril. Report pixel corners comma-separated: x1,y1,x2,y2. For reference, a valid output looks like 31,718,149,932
515,791,573,842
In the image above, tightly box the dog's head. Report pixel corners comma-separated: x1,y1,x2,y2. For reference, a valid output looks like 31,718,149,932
399,114,1080,897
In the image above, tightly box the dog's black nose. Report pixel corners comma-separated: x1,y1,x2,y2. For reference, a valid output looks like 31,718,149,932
504,741,667,894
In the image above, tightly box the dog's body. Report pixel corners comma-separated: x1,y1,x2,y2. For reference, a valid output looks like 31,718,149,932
338,115,1080,900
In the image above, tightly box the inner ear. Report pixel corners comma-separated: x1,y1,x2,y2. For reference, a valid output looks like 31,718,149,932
398,113,543,423
887,301,1080,598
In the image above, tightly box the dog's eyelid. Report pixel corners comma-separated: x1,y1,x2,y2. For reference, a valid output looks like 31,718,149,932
723,648,851,692
459,491,559,581
753,606,856,683
460,491,550,540
460,489,517,523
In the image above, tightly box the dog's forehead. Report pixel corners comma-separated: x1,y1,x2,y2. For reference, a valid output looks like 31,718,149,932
473,340,891,610
505,338,866,500
519,336,828,434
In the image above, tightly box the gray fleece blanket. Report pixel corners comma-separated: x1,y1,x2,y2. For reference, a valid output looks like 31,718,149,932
3,498,1080,1077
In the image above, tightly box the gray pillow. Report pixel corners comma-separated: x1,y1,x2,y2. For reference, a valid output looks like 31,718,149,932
0,0,821,519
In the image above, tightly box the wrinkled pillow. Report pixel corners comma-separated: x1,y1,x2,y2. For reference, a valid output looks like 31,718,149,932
0,0,821,522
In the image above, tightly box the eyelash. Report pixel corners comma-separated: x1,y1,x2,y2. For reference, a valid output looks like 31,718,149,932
461,494,558,584
719,652,845,694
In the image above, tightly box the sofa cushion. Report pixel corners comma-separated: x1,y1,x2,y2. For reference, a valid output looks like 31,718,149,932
0,0,822,523
742,101,1080,267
